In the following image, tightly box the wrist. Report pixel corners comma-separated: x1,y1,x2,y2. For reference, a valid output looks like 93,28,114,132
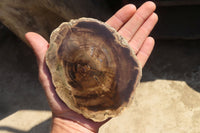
51,117,96,133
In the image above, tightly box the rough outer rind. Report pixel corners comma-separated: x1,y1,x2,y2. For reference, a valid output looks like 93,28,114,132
45,17,142,122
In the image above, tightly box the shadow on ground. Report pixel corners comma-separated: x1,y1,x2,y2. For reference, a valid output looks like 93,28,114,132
0,118,51,133
143,39,200,92
0,26,50,120
0,25,51,132
0,24,200,132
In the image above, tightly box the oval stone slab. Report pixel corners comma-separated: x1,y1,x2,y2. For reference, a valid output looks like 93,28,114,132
45,18,142,122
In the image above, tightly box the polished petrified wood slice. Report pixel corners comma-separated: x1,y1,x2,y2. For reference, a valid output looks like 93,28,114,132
45,18,142,122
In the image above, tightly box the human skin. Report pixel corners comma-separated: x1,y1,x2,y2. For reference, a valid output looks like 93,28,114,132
25,1,158,133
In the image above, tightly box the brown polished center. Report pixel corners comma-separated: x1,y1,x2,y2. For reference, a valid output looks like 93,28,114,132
76,63,91,78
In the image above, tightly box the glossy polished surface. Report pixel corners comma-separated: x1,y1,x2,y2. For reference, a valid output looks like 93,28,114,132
46,18,141,121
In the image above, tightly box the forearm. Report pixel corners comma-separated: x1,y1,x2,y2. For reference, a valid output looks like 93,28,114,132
51,117,96,133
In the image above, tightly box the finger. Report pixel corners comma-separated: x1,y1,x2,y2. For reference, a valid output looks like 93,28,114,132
129,13,158,54
38,61,66,112
25,32,66,111
137,37,155,68
25,32,49,66
118,1,156,41
106,4,136,31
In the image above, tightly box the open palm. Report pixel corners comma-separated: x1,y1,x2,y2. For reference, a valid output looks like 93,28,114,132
25,1,158,133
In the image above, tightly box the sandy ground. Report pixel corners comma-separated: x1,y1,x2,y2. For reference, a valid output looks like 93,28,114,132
0,25,200,133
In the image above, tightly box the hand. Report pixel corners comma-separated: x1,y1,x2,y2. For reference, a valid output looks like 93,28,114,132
25,1,158,133
106,2,158,67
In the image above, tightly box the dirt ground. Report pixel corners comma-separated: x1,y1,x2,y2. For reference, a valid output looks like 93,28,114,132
0,25,200,133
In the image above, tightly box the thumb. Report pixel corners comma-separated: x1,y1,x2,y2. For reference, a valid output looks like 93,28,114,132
25,32,66,111
25,32,49,66
25,32,52,100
